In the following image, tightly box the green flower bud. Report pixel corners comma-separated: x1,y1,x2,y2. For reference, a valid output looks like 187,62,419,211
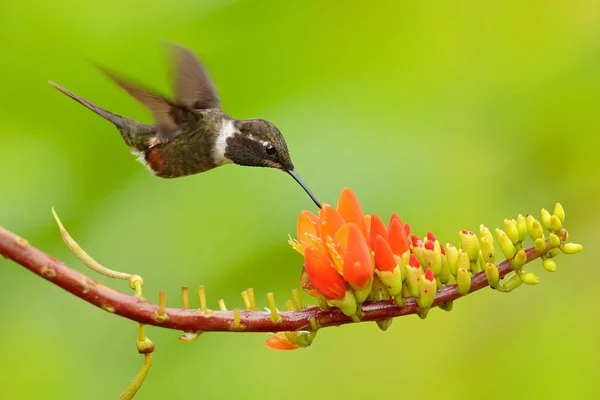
549,233,561,248
479,224,493,244
561,243,583,254
504,219,520,245
549,248,561,257
418,269,437,309
457,268,471,295
484,263,500,287
422,242,442,276
553,203,565,223
446,244,459,276
457,249,471,272
480,236,495,263
375,266,403,297
534,238,547,253
541,208,552,231
370,276,390,301
496,228,517,259
513,250,527,269
329,290,358,317
285,330,317,348
439,301,453,312
520,272,539,285
439,253,451,284
501,271,522,292
376,319,393,331
542,258,557,272
459,230,480,261
516,214,527,242
405,258,423,298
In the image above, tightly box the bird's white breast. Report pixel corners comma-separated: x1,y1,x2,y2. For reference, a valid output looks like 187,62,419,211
212,119,236,165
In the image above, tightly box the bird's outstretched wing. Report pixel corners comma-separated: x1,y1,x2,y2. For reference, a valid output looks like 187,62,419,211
95,64,187,141
166,43,220,110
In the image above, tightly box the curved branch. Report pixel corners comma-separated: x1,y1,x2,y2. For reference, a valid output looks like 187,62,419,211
0,226,562,333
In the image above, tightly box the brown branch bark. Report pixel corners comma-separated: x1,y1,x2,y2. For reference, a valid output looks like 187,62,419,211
0,226,562,333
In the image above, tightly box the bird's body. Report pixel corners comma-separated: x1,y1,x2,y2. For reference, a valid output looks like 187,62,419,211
49,44,321,207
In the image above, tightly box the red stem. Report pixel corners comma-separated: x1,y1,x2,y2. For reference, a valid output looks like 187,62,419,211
0,226,561,333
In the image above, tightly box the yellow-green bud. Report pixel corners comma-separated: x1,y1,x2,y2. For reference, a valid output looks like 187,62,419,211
418,270,437,309
457,249,471,272
446,244,459,276
439,301,453,312
496,228,517,259
530,220,544,240
370,276,390,301
549,248,561,257
516,214,527,242
285,330,316,347
543,258,557,272
480,236,495,263
329,290,358,317
484,263,500,287
534,238,547,253
479,224,493,244
553,203,565,223
549,233,561,248
504,219,520,245
520,272,539,285
561,243,583,254
457,268,471,295
550,215,562,232
439,254,451,284
541,208,552,231
376,319,393,331
526,215,535,237
405,263,422,298
501,272,522,292
422,243,442,276
513,250,527,269
459,230,480,261
375,266,403,297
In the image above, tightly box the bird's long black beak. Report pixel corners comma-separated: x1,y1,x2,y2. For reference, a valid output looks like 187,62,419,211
287,170,322,209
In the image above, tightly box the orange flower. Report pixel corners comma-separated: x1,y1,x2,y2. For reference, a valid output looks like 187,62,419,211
374,235,396,272
304,245,347,300
265,335,299,350
340,223,373,286
293,187,427,309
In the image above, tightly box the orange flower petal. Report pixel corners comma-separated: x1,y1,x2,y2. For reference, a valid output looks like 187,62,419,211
369,214,388,249
364,215,371,239
388,218,409,256
374,235,397,272
404,223,411,236
342,223,373,286
319,204,345,244
337,187,368,240
304,245,347,300
265,336,299,350
333,223,351,261
297,210,320,247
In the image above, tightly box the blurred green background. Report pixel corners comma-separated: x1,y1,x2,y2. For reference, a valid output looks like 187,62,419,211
1,1,598,399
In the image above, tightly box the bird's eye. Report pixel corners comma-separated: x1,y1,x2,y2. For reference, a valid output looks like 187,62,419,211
265,143,277,156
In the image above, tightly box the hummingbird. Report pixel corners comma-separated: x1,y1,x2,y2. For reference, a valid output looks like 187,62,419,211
48,44,322,208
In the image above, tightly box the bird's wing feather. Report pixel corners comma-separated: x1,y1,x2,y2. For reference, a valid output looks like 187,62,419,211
95,64,184,141
166,43,220,110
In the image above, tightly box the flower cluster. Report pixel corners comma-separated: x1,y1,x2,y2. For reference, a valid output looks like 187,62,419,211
288,187,440,319
266,188,581,350
287,188,580,321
